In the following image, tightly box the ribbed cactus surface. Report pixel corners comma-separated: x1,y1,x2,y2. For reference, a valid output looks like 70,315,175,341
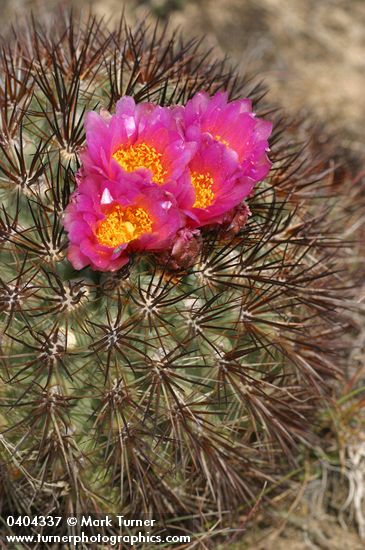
0,11,354,541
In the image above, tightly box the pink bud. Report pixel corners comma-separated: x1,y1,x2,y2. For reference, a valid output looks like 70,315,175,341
158,227,202,270
222,202,251,237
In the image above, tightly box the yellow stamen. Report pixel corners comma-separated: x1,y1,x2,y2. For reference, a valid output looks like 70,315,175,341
96,205,153,248
113,143,167,184
215,135,230,148
191,172,215,209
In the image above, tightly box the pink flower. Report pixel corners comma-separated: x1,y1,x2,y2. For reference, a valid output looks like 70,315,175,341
178,134,252,227
181,136,255,227
181,90,272,184
81,96,196,208
63,92,273,272
64,172,183,272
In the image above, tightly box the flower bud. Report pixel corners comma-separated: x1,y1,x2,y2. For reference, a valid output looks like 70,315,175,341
157,227,202,270
222,202,251,237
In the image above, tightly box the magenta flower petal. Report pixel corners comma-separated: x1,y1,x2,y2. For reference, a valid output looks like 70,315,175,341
182,136,251,227
67,244,91,270
64,167,184,271
183,90,272,183
80,96,197,206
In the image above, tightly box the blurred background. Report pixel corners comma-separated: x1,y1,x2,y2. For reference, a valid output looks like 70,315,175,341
1,1,364,548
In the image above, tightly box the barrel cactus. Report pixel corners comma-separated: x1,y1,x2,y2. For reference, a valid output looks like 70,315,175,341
0,10,356,543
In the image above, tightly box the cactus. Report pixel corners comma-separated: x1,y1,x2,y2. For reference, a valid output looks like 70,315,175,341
0,10,356,542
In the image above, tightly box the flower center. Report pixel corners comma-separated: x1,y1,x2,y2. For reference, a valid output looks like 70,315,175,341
96,205,153,248
191,172,215,209
113,143,167,184
214,135,230,148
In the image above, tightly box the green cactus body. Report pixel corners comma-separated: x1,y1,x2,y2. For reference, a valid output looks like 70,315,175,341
0,11,355,543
